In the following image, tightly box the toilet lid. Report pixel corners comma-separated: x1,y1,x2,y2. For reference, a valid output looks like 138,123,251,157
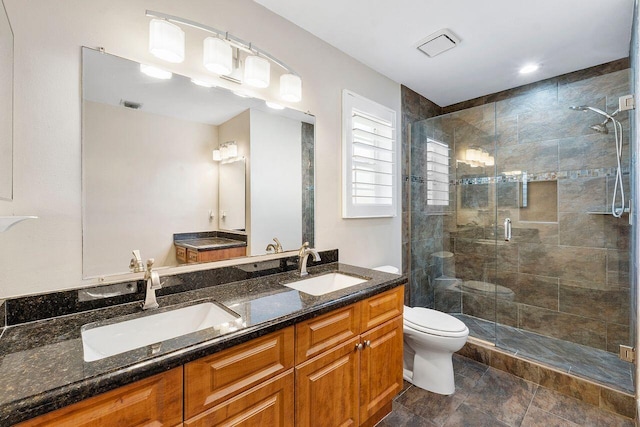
404,307,468,337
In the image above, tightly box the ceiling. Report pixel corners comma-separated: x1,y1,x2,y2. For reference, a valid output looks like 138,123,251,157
254,0,634,107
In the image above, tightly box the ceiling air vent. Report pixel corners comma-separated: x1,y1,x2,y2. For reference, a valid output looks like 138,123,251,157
120,100,143,110
416,29,461,58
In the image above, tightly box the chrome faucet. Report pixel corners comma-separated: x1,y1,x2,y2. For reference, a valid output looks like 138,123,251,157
298,242,320,276
142,258,162,310
266,237,283,254
129,249,145,273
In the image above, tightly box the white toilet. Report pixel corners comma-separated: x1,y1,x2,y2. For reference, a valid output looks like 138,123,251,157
373,265,470,395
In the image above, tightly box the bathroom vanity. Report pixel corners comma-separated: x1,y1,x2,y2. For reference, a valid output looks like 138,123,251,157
0,258,405,426
174,231,248,264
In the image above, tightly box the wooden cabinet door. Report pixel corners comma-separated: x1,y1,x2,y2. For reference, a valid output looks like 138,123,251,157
185,326,294,419
359,316,403,424
360,286,404,332
17,367,183,427
295,303,360,364
184,370,294,427
295,336,360,427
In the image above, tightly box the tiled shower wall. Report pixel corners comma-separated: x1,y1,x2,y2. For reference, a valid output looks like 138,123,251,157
401,86,442,305
405,60,633,354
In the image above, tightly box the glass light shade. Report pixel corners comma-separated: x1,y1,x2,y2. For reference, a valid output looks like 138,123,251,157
244,55,270,88
280,73,302,102
149,19,185,63
212,149,221,161
220,145,229,159
139,64,172,80
465,148,480,163
203,37,232,75
227,143,238,158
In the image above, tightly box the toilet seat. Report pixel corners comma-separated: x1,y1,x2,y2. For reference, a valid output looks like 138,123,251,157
404,307,469,338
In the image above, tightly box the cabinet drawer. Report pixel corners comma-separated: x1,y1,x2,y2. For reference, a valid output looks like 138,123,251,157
184,370,294,427
187,249,198,263
295,303,361,364
361,285,404,331
185,326,294,419
176,246,187,263
18,367,183,427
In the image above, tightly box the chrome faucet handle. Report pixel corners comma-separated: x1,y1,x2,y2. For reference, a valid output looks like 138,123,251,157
298,241,310,257
142,258,161,310
130,249,145,273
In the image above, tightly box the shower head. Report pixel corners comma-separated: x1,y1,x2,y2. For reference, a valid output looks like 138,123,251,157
569,105,613,120
590,121,609,134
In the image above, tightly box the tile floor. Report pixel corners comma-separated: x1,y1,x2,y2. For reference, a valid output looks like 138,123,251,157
454,314,634,394
377,354,635,427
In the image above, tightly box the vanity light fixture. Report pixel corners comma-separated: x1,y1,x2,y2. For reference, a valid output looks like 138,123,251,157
148,19,185,63
139,64,172,80
145,10,302,102
460,147,494,167
244,55,270,88
280,73,302,102
203,36,233,75
213,141,238,162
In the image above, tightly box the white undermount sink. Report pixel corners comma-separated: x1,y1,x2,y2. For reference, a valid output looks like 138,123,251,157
81,302,241,362
282,272,368,296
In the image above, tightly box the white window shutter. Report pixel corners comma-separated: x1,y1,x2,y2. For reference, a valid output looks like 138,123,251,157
342,90,397,218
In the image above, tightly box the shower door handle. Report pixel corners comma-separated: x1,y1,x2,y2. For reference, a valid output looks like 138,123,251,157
504,218,512,241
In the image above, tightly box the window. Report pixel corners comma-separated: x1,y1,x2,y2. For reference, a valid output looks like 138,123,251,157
426,139,449,206
342,90,397,218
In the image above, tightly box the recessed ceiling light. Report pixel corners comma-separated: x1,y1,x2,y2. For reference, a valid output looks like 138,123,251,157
139,64,172,79
519,64,540,74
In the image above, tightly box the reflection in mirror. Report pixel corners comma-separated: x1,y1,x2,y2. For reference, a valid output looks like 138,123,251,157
82,48,314,278
0,2,13,200
219,159,246,231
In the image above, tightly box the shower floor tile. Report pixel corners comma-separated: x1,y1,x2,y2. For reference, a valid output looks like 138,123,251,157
453,314,634,394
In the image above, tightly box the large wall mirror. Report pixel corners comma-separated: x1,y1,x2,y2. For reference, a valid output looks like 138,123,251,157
0,1,13,200
82,48,315,278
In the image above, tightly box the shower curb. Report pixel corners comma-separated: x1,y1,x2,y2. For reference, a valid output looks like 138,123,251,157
457,337,636,420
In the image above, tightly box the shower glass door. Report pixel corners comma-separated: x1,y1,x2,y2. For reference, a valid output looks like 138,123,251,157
410,104,499,345
492,70,634,393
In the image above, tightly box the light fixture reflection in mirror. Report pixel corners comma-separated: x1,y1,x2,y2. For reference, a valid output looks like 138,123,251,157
81,47,315,279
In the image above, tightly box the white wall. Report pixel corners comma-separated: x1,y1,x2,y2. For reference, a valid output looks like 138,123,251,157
0,0,401,298
83,101,218,277
249,109,302,255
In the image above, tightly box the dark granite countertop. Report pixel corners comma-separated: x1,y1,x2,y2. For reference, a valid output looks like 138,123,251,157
0,262,405,426
174,237,247,250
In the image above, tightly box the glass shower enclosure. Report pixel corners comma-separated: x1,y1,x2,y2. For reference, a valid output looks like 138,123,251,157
409,67,634,393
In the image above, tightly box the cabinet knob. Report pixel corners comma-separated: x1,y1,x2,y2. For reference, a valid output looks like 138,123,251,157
355,343,363,351
363,340,371,348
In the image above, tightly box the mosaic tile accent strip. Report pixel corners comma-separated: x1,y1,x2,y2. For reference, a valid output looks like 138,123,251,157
409,167,629,186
